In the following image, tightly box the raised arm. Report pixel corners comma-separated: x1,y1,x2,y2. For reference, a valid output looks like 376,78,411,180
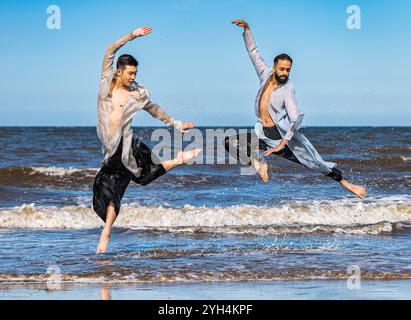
101,26,152,80
231,19,269,81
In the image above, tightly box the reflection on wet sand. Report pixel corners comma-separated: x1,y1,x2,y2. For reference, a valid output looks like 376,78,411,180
100,286,112,300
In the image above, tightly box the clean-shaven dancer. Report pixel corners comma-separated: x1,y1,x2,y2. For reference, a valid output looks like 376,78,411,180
93,26,201,254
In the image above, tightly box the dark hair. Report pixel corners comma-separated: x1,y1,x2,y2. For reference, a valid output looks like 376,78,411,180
116,54,138,71
274,53,293,65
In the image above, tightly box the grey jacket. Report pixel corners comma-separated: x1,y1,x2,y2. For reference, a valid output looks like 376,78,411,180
243,28,336,174
96,32,181,177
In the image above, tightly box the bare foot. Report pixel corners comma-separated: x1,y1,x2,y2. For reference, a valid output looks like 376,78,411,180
258,163,269,182
177,148,202,164
251,158,269,182
96,230,111,254
340,180,367,199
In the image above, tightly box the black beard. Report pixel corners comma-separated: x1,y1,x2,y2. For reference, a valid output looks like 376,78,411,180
275,73,288,84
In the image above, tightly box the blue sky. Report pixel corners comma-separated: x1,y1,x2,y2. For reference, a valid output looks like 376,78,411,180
0,0,410,126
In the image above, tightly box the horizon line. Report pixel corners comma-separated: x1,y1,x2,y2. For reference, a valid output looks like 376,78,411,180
0,125,410,128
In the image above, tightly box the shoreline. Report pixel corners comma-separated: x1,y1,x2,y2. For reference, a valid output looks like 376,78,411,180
1,279,410,300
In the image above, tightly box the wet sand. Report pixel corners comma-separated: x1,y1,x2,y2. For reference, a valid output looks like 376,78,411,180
0,280,410,300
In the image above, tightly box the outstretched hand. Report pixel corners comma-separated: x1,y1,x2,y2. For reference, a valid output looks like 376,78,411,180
131,26,152,38
263,139,288,156
231,19,249,30
263,145,283,156
180,121,195,133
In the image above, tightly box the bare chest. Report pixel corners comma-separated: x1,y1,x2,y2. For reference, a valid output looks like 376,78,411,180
258,81,278,125
108,89,139,138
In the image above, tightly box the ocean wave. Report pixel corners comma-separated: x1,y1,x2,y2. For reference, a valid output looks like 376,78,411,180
375,146,411,155
0,200,410,235
0,166,98,189
114,243,341,260
0,160,410,191
0,166,99,177
0,166,235,189
28,166,98,177
333,156,411,167
0,166,98,182
0,270,410,284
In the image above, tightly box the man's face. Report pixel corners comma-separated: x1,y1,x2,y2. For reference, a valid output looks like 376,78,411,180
117,65,137,86
273,59,292,84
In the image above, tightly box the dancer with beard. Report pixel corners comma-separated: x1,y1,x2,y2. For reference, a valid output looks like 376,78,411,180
225,19,366,199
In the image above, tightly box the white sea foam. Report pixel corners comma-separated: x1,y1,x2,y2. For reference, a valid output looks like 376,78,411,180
0,200,410,235
1,270,410,284
29,166,98,177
